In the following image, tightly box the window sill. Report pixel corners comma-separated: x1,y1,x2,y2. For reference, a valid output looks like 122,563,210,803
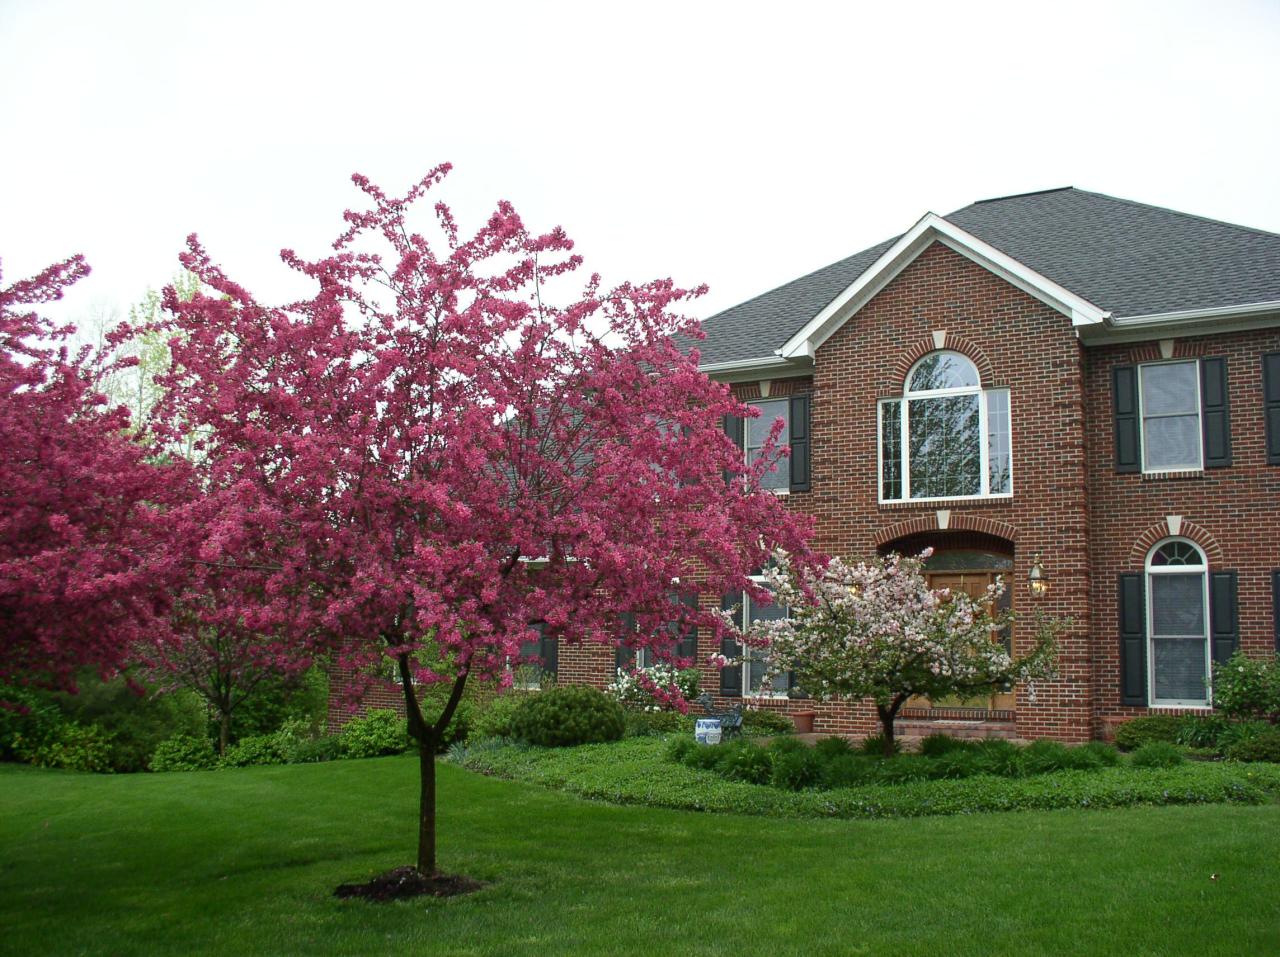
1141,469,1205,482
879,495,1013,509
1147,702,1211,711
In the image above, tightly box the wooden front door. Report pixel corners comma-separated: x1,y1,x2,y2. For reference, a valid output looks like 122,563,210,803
913,570,1015,713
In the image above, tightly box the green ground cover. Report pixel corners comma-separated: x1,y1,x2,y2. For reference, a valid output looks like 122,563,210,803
3,757,1279,956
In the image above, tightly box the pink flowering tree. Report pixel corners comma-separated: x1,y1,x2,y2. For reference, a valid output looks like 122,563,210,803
749,550,1058,756
154,165,811,881
0,256,187,691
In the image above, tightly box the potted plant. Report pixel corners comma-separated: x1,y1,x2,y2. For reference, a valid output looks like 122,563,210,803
788,686,816,734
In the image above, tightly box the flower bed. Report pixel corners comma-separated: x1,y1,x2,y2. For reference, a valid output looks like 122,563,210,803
450,736,1280,820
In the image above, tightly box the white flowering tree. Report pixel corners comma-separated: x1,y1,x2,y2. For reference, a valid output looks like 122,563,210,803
750,550,1059,756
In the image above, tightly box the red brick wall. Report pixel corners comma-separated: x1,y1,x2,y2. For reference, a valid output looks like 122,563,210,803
1084,328,1280,733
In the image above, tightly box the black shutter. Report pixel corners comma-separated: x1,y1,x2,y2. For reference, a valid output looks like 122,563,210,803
789,394,811,492
1199,357,1232,468
1119,573,1147,705
677,592,699,659
718,592,742,697
1264,353,1280,465
722,414,744,484
1273,570,1280,652
614,612,636,670
1113,365,1141,473
540,633,559,676
1208,571,1239,666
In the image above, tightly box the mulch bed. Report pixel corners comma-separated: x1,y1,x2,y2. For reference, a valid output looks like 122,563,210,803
334,866,487,902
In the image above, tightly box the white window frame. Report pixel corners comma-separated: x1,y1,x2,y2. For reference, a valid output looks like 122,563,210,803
877,352,1013,504
739,574,791,699
1144,537,1212,709
1137,360,1204,474
746,397,792,494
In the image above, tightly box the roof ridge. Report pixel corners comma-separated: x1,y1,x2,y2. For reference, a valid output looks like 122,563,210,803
972,186,1074,205
1065,187,1280,241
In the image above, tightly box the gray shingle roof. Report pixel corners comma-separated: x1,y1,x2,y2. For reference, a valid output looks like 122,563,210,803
694,187,1280,366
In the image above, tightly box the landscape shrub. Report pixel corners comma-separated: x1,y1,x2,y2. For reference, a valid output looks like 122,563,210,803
1212,651,1280,722
819,754,878,789
1173,713,1233,749
0,685,65,762
30,722,117,773
219,733,288,768
1113,715,1182,751
769,747,823,790
339,709,410,758
285,734,343,763
812,735,854,760
53,675,206,773
623,710,687,737
928,750,982,780
1076,741,1122,767
606,665,701,712
971,739,1021,776
510,686,625,747
875,754,931,783
718,741,773,784
469,694,526,742
150,733,218,771
739,708,794,736
1225,728,1280,763
664,735,698,765
859,733,901,757
918,733,968,758
230,665,331,741
1018,740,1074,775
1130,741,1186,768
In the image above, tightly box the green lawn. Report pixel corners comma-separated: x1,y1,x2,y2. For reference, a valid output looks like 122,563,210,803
2,758,1278,957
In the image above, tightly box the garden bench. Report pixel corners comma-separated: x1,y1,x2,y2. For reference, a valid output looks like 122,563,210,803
694,692,743,739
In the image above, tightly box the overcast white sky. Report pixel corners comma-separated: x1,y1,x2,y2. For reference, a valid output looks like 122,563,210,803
2,0,1278,327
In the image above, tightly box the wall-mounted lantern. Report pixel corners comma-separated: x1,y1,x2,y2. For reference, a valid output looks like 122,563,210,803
1028,552,1048,598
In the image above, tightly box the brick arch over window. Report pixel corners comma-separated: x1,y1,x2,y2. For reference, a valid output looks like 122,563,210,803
890,332,996,387
873,514,1020,549
1127,518,1223,567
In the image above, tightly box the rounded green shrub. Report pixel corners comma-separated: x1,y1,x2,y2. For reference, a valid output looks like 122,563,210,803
683,742,729,771
1212,651,1280,722
770,747,823,790
1076,741,1122,767
971,739,1021,776
339,709,410,758
859,733,902,757
1130,741,1186,768
665,735,698,764
31,723,116,773
219,733,287,768
739,708,794,736
767,735,809,756
874,754,931,783
285,734,342,763
510,686,625,747
1018,740,1074,775
1225,728,1280,763
1113,715,1182,751
150,733,218,772
928,750,982,780
819,754,878,789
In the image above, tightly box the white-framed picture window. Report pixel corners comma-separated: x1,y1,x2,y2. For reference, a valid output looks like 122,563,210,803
878,351,1012,502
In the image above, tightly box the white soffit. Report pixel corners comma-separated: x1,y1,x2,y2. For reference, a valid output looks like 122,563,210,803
776,213,1111,360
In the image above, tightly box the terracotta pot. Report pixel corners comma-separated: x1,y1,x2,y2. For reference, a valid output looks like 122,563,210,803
792,710,817,734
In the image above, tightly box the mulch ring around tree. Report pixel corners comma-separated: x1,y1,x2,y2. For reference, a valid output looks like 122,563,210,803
334,866,487,902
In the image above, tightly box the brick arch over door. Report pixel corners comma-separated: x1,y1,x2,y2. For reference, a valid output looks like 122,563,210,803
873,514,1021,549
1127,518,1224,567
890,332,997,387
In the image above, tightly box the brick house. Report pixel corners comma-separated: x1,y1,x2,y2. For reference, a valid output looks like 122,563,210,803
338,187,1280,744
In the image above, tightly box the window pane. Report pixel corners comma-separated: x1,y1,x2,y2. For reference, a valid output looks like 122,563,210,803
908,352,980,391
881,400,902,500
1141,362,1198,416
746,594,788,693
986,389,1011,494
908,394,981,498
747,399,790,489
1143,415,1200,470
1151,574,1205,636
1151,541,1204,567
1152,637,1207,702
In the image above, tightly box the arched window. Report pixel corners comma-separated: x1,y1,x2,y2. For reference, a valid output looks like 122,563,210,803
1145,539,1210,706
879,351,1011,501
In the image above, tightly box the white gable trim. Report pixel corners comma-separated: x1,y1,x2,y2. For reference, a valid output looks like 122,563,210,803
776,213,1111,360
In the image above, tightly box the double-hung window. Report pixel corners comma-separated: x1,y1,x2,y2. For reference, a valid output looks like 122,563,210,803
514,622,558,690
1139,361,1202,472
719,576,791,696
747,398,790,491
1145,540,1210,707
879,351,1011,502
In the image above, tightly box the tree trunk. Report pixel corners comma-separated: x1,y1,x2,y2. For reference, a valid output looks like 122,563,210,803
218,711,231,755
877,696,906,758
417,737,438,875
